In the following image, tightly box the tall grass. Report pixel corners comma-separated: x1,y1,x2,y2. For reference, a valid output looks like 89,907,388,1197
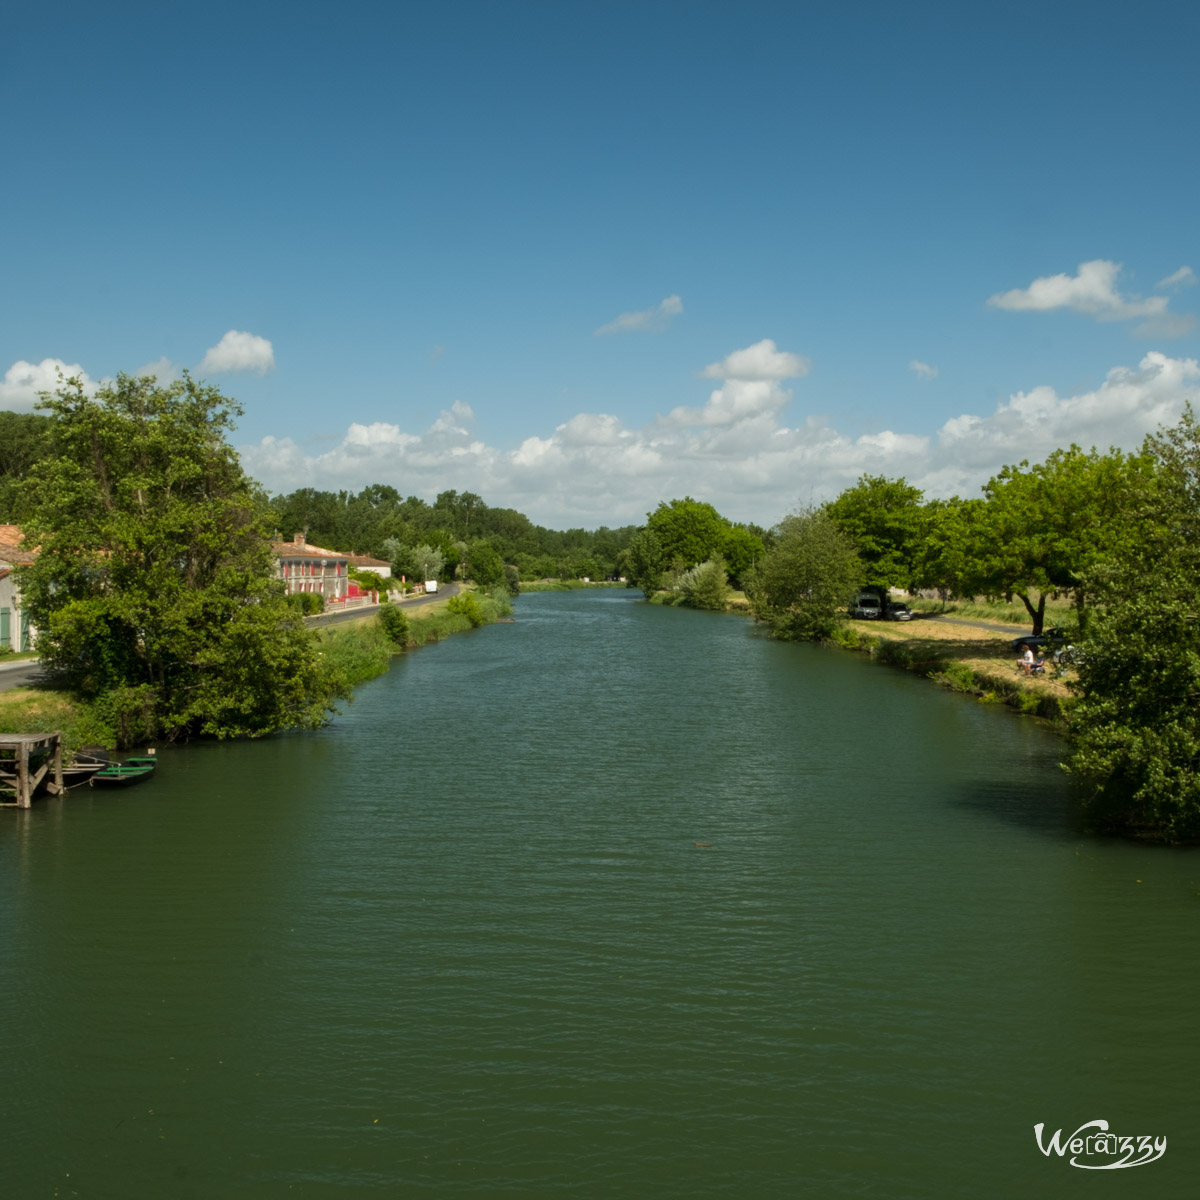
907,594,1076,627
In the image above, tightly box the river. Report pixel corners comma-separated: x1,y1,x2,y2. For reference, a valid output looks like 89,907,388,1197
2,590,1196,1197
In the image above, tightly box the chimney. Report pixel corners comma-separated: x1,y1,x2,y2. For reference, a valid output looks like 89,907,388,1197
294,532,306,546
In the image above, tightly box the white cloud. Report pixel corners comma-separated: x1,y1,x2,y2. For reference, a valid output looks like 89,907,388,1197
988,259,1168,322
238,350,1200,529
0,358,96,412
909,360,938,380
1156,266,1196,291
134,357,181,384
197,330,276,375
699,338,809,381
594,294,683,335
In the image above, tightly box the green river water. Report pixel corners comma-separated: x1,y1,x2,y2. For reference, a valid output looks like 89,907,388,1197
2,590,1198,1198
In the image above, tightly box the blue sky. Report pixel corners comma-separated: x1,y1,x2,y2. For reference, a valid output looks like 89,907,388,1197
3,0,1198,527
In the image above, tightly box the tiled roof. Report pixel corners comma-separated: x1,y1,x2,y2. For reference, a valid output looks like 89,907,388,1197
346,554,390,568
0,525,36,565
270,541,348,560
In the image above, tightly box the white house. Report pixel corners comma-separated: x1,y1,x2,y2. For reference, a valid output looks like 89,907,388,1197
0,525,35,653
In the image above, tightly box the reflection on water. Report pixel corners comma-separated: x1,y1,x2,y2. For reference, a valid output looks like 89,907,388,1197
1,591,1196,1197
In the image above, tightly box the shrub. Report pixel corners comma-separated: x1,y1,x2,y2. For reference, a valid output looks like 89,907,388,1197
446,592,485,628
377,604,410,646
678,557,731,611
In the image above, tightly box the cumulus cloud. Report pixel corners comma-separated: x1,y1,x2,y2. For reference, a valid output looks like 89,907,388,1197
1156,266,1196,291
909,360,938,380
238,348,1200,529
594,294,683,335
0,358,96,412
699,338,809,381
988,259,1168,322
197,330,276,375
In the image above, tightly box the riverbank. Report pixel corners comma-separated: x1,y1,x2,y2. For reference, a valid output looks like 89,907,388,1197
0,587,513,753
830,614,1072,722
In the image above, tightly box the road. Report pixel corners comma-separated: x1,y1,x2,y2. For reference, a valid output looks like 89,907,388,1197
304,582,460,628
0,660,46,693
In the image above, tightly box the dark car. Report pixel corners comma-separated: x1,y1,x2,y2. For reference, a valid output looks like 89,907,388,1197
1010,627,1071,653
884,601,913,621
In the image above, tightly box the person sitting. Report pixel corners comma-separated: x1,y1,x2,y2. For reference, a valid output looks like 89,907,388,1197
1021,646,1034,675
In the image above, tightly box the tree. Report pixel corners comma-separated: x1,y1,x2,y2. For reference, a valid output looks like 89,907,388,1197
746,510,863,640
16,373,345,742
824,475,924,600
1069,408,1200,840
411,543,445,583
645,498,729,566
0,411,53,520
626,528,665,597
719,525,765,589
467,541,504,587
968,447,1152,634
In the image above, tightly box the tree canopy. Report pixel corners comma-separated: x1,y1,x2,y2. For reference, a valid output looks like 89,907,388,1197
746,510,862,640
17,373,346,743
824,474,923,597
1069,408,1200,839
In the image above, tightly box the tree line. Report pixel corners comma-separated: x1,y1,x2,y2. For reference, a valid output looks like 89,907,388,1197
4,375,1200,840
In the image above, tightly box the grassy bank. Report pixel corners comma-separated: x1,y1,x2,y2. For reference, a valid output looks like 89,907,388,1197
317,588,512,686
830,615,1072,722
519,579,626,592
0,588,514,753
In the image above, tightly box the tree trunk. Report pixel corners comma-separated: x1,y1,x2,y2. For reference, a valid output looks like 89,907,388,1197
1017,591,1046,634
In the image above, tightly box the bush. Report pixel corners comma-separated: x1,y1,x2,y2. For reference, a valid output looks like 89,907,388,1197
678,557,731,611
377,604,409,646
446,592,485,628
286,591,324,615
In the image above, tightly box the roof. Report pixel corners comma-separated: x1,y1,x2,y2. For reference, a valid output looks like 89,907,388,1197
346,554,390,569
270,540,348,561
0,525,36,565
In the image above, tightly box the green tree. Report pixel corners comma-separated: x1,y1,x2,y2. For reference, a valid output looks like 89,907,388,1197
467,541,505,587
718,525,765,589
969,446,1152,634
746,510,863,640
0,411,53,520
1068,409,1200,839
411,543,445,583
824,475,924,600
645,497,729,566
17,373,345,742
627,528,666,597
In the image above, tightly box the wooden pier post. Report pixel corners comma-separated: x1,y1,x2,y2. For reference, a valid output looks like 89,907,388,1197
0,731,64,807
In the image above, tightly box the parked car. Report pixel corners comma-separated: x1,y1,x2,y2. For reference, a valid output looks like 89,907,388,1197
1009,627,1070,653
849,592,882,619
884,601,913,621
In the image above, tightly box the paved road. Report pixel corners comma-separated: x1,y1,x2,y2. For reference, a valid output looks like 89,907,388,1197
0,660,46,693
305,582,460,628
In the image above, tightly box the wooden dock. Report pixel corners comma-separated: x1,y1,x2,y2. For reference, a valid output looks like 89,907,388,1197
0,732,64,808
